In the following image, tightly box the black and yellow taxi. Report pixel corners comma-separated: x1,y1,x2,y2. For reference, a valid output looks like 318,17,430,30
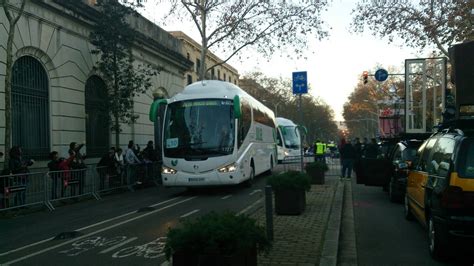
404,127,474,259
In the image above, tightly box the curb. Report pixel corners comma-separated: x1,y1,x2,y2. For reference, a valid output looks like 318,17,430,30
319,180,345,266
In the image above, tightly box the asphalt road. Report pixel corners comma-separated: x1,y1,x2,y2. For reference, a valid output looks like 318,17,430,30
352,180,473,266
0,170,273,266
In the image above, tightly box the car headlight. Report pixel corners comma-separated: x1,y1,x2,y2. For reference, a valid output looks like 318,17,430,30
162,166,177,175
284,151,289,156
218,163,237,173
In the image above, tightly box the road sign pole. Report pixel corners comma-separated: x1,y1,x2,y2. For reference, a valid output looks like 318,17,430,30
299,94,304,173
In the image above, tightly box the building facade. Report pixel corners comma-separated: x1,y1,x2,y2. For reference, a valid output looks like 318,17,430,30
0,0,192,167
169,31,239,86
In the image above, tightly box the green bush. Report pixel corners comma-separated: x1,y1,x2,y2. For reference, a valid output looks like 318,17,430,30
267,170,311,191
305,161,329,172
164,211,271,260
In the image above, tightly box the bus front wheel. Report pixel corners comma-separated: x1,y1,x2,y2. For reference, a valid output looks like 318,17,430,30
244,165,255,188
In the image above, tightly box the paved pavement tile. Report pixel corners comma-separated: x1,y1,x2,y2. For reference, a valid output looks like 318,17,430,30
249,178,339,266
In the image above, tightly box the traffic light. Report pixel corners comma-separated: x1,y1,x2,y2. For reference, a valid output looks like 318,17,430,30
362,71,369,84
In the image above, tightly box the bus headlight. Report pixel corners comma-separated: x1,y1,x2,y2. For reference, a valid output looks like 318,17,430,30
284,151,289,156
162,166,177,175
218,163,237,173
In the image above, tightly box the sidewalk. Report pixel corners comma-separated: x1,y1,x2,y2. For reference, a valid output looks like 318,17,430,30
248,176,346,265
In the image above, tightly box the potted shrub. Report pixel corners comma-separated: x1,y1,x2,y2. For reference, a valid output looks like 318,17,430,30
305,161,329,184
267,171,311,215
165,211,271,266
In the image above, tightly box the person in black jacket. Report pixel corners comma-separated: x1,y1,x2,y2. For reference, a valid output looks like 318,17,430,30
97,148,117,190
340,139,356,180
364,138,380,159
47,151,61,199
8,146,34,206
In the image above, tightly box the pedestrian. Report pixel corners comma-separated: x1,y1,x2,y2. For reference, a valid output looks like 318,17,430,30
61,149,76,197
354,138,362,159
125,140,142,186
47,151,62,200
69,142,86,195
142,141,158,184
364,138,380,159
340,139,356,180
8,146,34,206
97,148,117,190
314,139,326,163
114,148,125,185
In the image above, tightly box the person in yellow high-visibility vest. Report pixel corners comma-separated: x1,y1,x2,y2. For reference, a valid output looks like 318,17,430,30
314,140,326,162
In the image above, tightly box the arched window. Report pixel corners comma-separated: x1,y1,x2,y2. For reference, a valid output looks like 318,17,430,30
85,76,109,157
12,56,49,160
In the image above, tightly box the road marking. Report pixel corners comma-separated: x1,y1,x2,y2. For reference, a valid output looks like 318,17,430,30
238,199,263,215
180,209,200,218
2,196,197,265
0,238,53,257
99,237,137,254
0,197,182,258
249,189,262,196
221,194,232,200
78,197,181,231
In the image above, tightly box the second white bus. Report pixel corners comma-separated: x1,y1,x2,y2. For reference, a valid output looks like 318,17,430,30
276,117,301,163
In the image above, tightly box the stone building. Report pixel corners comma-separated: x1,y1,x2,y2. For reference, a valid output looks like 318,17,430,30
169,31,239,85
0,0,192,167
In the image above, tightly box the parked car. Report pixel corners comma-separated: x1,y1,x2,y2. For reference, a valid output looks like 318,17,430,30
404,128,474,259
387,140,424,203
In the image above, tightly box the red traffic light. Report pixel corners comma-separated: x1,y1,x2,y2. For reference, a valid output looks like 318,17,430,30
362,71,369,84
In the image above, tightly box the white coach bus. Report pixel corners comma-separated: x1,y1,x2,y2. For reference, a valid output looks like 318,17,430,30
276,117,301,163
149,80,277,187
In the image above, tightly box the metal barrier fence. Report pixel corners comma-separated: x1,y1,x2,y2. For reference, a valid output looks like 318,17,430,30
0,162,162,212
279,155,341,176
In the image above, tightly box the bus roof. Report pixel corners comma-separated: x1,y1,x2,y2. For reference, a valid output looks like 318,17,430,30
276,117,297,127
170,80,275,117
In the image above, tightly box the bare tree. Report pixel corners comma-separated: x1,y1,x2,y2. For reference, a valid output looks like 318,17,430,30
1,0,26,168
351,0,472,58
162,0,329,80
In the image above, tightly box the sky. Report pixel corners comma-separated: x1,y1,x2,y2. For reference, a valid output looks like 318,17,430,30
138,0,429,121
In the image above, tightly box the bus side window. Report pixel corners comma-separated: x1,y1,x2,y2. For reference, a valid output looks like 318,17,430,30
239,100,251,147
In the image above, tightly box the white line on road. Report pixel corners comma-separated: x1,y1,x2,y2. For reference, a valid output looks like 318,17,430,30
2,196,198,265
220,194,232,200
99,237,138,254
77,197,181,231
0,197,182,257
249,189,262,196
180,209,200,218
238,199,263,215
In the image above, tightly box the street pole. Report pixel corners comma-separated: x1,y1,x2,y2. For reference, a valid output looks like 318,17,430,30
299,94,304,172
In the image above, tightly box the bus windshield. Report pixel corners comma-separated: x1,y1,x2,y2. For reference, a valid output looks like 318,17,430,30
163,99,235,158
281,126,300,149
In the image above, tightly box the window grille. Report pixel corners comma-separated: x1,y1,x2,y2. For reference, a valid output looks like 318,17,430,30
12,56,49,160
85,76,109,157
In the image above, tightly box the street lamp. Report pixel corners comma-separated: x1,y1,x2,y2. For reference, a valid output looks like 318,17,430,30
262,100,283,116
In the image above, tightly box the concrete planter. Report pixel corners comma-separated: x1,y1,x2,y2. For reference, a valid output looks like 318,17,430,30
274,188,306,215
307,168,325,184
172,247,257,266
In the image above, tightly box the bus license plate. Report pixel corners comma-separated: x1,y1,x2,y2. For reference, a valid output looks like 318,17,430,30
188,178,205,182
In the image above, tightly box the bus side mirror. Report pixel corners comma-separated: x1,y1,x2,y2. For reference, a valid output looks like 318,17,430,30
149,99,167,122
233,95,241,119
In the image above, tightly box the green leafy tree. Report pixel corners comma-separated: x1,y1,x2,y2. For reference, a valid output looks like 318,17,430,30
1,0,26,169
90,0,157,148
351,0,473,58
162,0,329,80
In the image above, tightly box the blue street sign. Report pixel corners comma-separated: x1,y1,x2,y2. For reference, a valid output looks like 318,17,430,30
374,69,389,82
292,71,308,94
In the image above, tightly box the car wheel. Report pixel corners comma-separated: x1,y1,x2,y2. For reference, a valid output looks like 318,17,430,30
428,215,448,260
404,194,414,221
244,165,255,188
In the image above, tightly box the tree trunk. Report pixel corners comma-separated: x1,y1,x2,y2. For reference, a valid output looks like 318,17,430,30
199,0,207,81
3,23,15,169
2,0,26,170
